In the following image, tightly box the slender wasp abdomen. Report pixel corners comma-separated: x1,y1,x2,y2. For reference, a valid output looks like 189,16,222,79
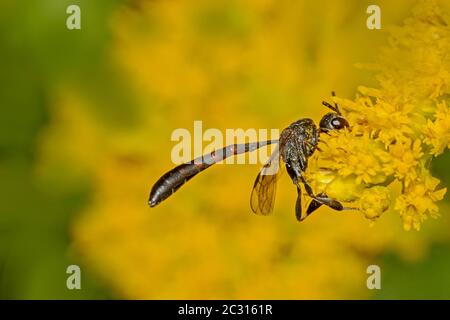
148,140,277,207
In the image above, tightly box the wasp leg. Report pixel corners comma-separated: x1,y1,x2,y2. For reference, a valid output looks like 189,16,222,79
295,185,303,221
307,192,343,214
307,192,359,216
306,198,323,216
298,175,315,198
295,175,349,221
295,176,317,221
297,176,347,218
318,138,329,147
299,194,343,221
291,175,306,222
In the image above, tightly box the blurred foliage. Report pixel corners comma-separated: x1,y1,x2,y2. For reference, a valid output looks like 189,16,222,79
0,0,131,298
376,244,450,299
0,0,449,299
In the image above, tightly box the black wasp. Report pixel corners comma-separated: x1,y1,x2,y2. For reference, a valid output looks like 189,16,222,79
149,92,351,221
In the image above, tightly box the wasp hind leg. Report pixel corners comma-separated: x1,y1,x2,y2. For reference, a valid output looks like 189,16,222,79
306,192,358,216
295,175,354,222
306,192,343,216
297,175,351,219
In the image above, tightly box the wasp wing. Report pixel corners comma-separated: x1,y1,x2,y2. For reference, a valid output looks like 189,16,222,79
250,146,282,215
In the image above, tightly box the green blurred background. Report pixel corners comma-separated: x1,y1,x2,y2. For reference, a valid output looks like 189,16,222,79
0,0,449,299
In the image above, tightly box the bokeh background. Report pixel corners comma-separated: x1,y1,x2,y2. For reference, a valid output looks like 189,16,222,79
1,0,450,299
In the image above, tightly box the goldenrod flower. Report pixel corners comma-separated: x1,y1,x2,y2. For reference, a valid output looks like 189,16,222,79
307,0,449,230
360,187,391,220
424,101,450,155
395,173,447,230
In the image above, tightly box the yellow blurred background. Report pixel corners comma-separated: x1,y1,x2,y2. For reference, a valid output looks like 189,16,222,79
1,0,449,299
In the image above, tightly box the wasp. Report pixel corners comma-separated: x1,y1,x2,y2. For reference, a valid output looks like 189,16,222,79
149,92,351,221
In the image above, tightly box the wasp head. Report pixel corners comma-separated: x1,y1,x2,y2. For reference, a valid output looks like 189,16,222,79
319,92,349,133
319,112,349,133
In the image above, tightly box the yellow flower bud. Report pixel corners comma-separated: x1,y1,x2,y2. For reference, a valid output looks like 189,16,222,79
359,187,391,220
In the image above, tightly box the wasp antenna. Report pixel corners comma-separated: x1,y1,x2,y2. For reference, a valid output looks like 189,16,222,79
322,101,338,113
330,91,342,115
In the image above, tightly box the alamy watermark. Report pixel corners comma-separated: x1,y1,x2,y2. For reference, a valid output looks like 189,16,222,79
66,5,81,30
171,120,279,167
366,5,381,30
366,264,381,290
66,265,81,290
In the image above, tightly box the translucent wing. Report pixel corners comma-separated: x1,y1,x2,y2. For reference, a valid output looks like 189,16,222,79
250,146,282,215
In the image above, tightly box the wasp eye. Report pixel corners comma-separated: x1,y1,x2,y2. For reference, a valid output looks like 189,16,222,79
331,117,349,129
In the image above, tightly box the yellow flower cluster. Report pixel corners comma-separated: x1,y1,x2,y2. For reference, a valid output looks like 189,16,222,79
425,101,450,155
307,0,449,230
